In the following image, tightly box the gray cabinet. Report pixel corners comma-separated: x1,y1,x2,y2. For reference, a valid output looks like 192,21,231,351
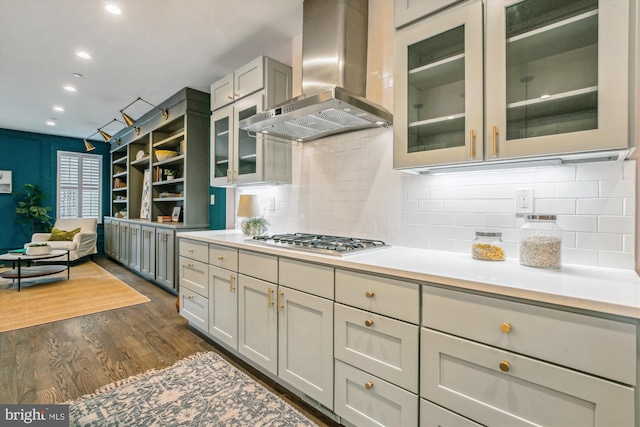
394,0,633,172
109,88,209,225
129,223,141,272
140,225,155,279
156,228,176,290
210,56,293,187
394,0,463,28
210,56,266,111
118,221,129,266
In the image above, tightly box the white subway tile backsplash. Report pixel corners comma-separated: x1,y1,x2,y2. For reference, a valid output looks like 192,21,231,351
240,129,636,270
557,215,598,232
576,232,622,251
556,181,599,198
534,198,577,215
598,216,634,234
576,198,624,215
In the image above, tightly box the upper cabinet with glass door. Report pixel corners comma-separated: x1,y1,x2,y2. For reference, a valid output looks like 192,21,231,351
485,0,630,161
210,56,293,187
394,0,483,170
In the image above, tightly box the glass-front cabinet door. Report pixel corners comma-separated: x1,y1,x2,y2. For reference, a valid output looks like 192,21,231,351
394,0,483,170
234,92,264,185
485,0,629,160
210,104,233,186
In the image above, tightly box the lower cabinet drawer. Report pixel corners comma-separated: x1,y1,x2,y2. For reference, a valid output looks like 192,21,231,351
239,250,277,283
179,256,209,297
179,239,209,263
179,289,208,331
421,328,635,427
335,360,418,427
422,285,637,385
420,399,482,427
335,303,419,393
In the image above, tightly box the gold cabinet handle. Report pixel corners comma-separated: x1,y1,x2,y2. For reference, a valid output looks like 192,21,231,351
187,262,193,267
365,291,375,298
499,360,510,372
218,255,223,260
267,287,274,307
500,322,511,333
492,125,499,156
188,248,194,252
469,129,476,158
365,381,374,390
365,319,374,327
278,291,284,312
227,95,233,100
230,274,235,292
234,93,239,98
188,294,193,299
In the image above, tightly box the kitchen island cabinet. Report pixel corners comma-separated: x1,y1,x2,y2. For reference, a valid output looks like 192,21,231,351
178,230,640,427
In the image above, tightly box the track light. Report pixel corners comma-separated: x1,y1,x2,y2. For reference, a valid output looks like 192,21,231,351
97,118,126,142
120,97,168,135
84,139,96,152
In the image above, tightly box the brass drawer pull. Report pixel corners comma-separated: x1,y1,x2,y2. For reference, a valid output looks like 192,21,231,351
278,291,284,312
267,288,274,307
187,295,193,299
500,322,511,333
188,263,193,267
499,360,510,372
218,255,223,260
364,319,374,327
365,381,374,390
365,291,375,298
493,125,499,156
230,275,235,292
469,129,475,158
188,248,194,252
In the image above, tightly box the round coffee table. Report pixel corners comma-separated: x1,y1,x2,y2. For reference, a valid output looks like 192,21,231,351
0,250,70,291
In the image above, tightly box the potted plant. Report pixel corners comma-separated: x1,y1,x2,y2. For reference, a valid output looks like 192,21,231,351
14,183,53,235
241,217,269,236
164,168,178,180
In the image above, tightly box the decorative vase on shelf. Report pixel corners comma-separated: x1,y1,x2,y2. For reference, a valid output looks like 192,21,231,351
241,217,269,236
166,175,174,181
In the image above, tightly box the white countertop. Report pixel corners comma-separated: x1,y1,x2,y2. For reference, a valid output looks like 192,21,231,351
178,230,640,320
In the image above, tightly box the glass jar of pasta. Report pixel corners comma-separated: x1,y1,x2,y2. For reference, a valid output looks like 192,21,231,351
472,231,505,261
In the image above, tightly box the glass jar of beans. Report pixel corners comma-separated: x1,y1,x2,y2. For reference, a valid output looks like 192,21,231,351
519,214,562,269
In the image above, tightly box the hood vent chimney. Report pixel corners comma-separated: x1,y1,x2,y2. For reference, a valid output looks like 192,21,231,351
239,0,392,142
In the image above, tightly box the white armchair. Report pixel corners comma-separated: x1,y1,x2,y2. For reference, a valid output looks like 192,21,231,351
27,218,98,262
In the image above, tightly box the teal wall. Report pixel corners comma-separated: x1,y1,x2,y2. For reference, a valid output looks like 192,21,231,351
0,128,111,253
209,186,227,230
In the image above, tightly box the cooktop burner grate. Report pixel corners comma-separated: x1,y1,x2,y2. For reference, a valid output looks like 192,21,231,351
250,233,389,256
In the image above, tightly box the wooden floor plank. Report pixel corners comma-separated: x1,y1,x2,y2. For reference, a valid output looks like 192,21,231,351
0,256,340,426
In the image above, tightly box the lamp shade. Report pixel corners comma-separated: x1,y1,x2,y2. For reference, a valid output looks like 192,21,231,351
237,195,261,218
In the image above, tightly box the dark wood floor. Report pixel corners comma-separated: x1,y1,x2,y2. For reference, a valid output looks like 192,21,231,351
0,256,340,426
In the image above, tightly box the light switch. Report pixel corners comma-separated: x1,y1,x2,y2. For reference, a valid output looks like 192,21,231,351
210,194,215,205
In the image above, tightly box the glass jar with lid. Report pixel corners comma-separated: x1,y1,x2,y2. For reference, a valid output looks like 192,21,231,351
519,214,562,269
472,231,505,261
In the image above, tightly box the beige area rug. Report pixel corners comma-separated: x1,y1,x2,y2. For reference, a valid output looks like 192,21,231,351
0,261,150,332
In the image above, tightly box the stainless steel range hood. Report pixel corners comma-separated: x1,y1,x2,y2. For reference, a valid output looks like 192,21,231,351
239,0,392,142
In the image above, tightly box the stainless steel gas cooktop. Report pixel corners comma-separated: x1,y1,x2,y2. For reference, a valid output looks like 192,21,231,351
248,233,390,256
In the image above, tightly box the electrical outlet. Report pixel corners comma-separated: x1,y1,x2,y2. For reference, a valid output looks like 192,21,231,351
515,189,534,214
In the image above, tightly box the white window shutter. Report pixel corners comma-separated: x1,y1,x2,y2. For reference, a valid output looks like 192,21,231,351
57,151,102,220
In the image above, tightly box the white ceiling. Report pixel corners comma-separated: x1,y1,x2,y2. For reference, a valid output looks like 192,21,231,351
0,0,303,142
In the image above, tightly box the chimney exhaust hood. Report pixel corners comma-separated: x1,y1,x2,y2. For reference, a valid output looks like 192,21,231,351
239,0,392,142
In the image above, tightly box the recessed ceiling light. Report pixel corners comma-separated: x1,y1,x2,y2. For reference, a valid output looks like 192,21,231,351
46,120,56,126
63,85,77,92
76,51,91,59
105,4,121,14
53,106,64,112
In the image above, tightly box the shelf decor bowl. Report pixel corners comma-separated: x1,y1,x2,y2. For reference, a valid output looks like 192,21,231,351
156,150,178,162
26,244,52,256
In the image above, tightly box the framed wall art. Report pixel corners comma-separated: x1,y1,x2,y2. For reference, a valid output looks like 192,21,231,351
0,170,12,194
